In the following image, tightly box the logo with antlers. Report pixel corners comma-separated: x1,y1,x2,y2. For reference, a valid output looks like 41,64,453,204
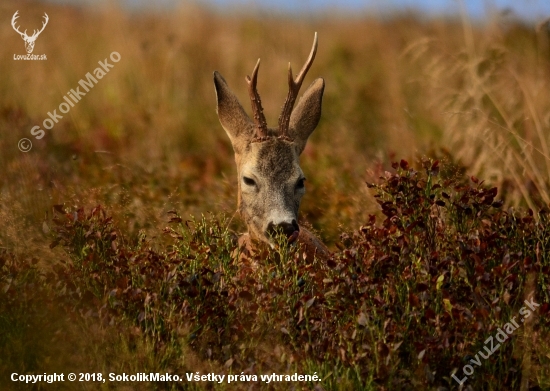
11,11,49,54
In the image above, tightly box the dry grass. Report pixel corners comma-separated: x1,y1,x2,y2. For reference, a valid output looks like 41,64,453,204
1,0,550,389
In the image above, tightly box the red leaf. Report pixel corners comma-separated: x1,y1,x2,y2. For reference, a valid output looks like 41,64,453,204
409,293,420,307
239,290,254,301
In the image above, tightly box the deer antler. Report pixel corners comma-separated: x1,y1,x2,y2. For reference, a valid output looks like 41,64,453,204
31,13,49,39
11,11,48,40
11,11,27,38
278,32,318,139
246,59,269,140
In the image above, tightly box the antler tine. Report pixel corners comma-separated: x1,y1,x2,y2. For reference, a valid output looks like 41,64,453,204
39,14,48,32
11,11,25,37
246,58,268,140
11,11,19,25
32,13,49,38
278,32,318,138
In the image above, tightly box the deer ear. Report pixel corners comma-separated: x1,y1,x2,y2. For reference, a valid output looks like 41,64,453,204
288,78,324,154
214,71,255,153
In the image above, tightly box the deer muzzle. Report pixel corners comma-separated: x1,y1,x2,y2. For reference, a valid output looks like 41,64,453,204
266,220,300,244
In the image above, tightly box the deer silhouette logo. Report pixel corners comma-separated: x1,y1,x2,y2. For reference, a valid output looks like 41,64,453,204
11,11,49,54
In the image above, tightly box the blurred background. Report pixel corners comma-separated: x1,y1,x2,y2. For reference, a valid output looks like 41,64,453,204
44,0,550,20
2,0,550,257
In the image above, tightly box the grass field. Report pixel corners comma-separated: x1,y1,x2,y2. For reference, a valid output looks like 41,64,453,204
1,1,550,390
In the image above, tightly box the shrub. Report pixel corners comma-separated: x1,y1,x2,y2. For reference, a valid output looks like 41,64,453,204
43,159,550,390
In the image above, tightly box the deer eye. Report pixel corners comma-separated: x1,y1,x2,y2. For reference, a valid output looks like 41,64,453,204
296,178,306,190
243,176,256,187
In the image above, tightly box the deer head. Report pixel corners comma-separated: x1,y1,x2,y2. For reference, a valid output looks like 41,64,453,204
214,33,324,246
11,11,49,54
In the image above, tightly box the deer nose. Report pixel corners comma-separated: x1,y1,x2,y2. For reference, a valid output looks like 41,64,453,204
266,220,299,242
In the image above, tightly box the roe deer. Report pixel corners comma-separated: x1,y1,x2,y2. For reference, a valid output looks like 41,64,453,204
213,33,330,262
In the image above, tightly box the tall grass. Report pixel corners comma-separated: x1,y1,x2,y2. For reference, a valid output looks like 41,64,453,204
2,2,550,246
1,1,550,389
401,10,550,209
